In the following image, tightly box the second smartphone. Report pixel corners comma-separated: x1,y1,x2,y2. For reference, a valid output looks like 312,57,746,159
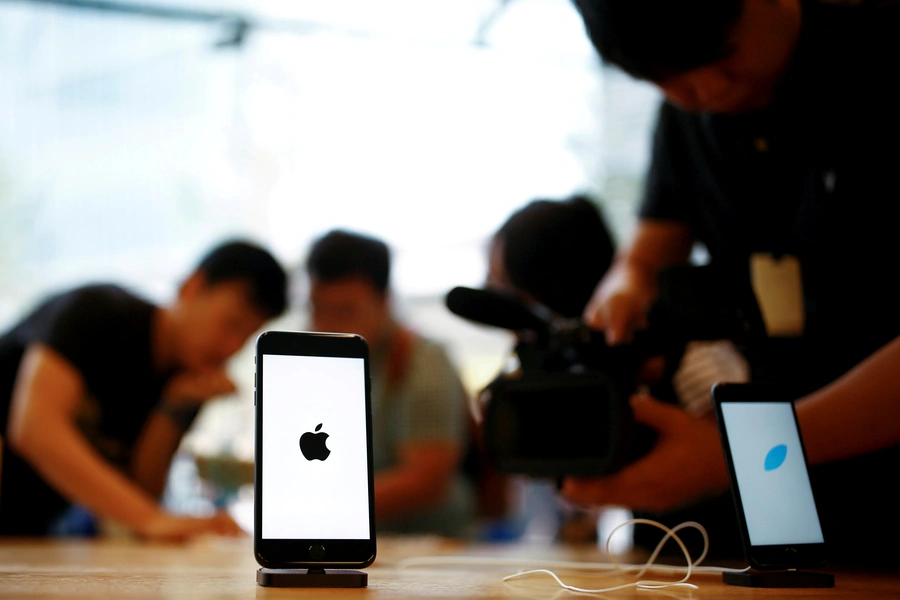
712,382,827,570
254,330,376,569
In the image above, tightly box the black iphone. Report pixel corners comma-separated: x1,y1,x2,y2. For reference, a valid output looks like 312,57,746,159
254,330,376,569
711,382,827,570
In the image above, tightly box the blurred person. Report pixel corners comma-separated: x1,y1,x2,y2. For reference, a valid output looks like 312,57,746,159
304,230,473,537
0,240,287,540
566,0,900,564
489,195,748,416
486,195,747,550
487,195,614,321
485,195,616,545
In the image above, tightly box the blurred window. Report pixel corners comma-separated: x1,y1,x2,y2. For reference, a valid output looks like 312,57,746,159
0,0,660,462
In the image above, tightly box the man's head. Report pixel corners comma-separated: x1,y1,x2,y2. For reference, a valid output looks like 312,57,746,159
573,0,802,113
170,240,287,370
488,195,615,319
305,230,391,345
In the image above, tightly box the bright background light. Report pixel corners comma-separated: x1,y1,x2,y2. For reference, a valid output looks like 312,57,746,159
0,0,660,529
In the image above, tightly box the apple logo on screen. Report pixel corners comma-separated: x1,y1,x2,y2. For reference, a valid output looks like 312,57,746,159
300,423,331,461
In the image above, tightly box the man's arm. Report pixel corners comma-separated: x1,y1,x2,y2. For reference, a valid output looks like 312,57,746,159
6,344,241,540
130,369,235,500
795,334,900,465
130,412,185,501
584,219,694,344
562,335,900,513
374,442,461,523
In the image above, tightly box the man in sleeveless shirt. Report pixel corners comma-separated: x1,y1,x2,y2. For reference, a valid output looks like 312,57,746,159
304,230,473,537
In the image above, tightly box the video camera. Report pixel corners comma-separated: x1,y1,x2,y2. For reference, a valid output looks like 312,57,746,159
446,265,764,478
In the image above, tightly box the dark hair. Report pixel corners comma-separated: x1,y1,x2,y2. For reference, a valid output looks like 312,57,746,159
572,0,743,82
195,239,288,318
305,230,391,293
495,195,615,319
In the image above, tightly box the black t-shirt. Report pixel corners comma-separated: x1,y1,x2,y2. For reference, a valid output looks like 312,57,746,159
0,284,169,535
642,0,900,393
637,0,900,565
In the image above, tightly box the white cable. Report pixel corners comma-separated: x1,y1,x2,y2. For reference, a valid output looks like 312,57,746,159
504,568,698,594
503,519,701,593
397,518,750,595
397,554,744,575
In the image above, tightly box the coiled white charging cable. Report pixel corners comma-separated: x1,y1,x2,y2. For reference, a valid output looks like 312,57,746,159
397,518,749,594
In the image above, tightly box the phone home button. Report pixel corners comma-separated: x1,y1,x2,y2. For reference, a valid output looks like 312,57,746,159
309,544,325,560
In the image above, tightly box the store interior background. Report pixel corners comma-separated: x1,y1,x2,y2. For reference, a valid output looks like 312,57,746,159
0,0,660,546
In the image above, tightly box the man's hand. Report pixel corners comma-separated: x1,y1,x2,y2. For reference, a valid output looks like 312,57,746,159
161,368,236,408
374,442,460,523
583,260,655,346
561,394,730,513
137,511,245,543
583,220,694,345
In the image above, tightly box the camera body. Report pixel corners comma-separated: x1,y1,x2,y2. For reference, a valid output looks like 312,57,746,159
447,265,763,478
479,317,656,478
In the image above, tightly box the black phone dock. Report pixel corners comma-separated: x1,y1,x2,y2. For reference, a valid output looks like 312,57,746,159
723,569,834,588
257,568,367,588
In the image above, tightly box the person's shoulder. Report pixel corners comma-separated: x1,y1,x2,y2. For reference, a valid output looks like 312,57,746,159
408,333,454,364
655,100,710,134
403,332,465,385
858,0,900,52
2,284,152,369
35,285,154,341
806,0,899,20
804,0,900,122
808,0,900,52
814,0,900,19
651,100,717,157
69,283,143,302
54,284,150,317
400,332,468,414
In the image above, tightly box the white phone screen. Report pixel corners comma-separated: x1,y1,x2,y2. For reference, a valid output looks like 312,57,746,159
261,353,370,540
719,402,824,547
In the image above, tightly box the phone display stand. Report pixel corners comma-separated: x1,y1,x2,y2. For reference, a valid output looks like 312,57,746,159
257,568,368,588
723,569,834,588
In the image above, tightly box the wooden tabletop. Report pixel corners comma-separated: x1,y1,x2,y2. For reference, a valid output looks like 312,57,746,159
0,535,896,599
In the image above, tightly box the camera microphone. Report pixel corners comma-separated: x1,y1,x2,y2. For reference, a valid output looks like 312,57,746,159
445,286,551,334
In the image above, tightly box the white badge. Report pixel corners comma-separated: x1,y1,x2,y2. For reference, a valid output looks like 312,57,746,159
750,253,805,337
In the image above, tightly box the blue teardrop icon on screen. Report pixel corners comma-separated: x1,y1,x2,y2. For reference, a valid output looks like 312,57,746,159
764,444,787,471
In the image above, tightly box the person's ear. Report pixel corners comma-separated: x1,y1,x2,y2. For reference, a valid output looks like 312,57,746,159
178,271,208,301
376,289,391,313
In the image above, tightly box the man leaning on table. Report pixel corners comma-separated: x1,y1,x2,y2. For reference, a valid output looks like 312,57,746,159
563,0,900,565
0,240,287,541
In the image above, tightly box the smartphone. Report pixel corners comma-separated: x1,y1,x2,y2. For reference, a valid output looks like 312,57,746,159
711,382,827,570
254,331,376,569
